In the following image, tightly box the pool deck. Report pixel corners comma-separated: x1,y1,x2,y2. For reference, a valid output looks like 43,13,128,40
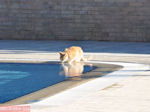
0,40,150,112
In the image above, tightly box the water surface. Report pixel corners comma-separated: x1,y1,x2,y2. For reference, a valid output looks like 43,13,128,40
0,62,95,103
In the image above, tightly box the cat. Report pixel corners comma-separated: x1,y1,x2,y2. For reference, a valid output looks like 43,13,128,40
59,46,86,64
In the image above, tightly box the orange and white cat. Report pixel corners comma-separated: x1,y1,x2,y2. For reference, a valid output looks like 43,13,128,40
59,46,86,64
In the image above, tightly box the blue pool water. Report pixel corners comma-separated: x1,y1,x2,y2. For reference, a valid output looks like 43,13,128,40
0,62,95,103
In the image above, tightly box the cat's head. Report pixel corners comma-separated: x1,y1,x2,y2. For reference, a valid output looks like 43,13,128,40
59,52,68,62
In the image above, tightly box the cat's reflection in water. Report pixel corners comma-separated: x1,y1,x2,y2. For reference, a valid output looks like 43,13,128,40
60,62,85,80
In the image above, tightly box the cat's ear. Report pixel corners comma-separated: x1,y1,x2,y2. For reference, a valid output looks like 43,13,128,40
59,52,65,55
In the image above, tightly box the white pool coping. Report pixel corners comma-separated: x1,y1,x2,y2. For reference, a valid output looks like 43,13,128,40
22,60,149,110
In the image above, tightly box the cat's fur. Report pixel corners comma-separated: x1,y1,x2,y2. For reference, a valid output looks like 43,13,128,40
59,46,85,64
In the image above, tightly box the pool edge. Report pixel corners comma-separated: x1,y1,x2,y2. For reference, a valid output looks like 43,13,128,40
30,61,149,108
0,59,149,111
0,60,122,105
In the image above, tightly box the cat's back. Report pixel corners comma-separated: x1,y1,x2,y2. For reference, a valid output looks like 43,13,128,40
66,46,83,58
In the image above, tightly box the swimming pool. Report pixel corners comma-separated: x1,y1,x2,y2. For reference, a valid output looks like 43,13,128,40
0,62,121,105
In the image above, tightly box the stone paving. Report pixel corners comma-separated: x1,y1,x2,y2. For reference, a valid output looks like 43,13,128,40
0,40,150,63
32,71,150,112
0,40,150,112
